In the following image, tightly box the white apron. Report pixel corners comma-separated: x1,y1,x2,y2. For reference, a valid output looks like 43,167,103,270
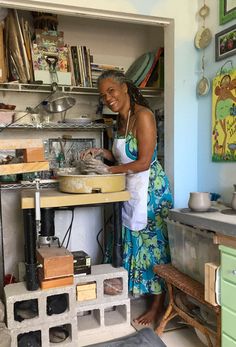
112,137,150,231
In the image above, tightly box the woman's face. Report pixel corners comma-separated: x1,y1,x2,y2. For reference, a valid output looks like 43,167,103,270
99,78,128,113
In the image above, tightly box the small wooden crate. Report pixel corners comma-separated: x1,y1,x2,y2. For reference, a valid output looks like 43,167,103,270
76,282,96,301
37,246,74,280
39,274,74,290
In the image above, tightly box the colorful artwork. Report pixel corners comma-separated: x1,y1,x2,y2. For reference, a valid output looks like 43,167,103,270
212,69,236,161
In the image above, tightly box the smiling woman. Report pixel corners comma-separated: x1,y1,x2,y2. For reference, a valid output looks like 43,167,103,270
80,69,173,326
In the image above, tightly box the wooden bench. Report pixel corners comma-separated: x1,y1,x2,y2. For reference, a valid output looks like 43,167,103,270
154,264,221,347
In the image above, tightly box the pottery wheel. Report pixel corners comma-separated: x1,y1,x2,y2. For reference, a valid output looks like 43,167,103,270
180,208,218,213
220,209,236,215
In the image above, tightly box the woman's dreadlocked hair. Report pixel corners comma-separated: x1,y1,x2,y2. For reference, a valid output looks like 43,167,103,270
97,69,150,116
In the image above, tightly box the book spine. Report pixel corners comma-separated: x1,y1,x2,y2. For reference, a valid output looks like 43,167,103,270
71,46,80,86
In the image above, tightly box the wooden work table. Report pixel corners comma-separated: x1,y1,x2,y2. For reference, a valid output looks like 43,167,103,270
21,189,130,209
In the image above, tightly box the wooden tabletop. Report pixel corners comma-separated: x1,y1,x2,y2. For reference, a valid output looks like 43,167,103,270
21,189,130,209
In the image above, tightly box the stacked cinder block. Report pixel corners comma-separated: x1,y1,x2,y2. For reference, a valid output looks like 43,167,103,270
4,283,78,347
75,264,130,337
4,264,131,346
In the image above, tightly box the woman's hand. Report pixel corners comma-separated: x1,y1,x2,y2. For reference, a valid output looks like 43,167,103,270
82,158,110,175
80,148,104,160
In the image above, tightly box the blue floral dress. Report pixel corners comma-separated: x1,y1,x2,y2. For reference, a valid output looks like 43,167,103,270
121,133,173,295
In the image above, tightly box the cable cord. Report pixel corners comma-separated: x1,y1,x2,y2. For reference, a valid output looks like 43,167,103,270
60,208,75,248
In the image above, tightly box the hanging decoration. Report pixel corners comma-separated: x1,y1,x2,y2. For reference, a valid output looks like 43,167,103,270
194,1,212,96
212,61,236,161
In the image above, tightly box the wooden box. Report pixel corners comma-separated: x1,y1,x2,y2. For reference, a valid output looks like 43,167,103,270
76,282,96,301
39,274,74,290
23,147,45,162
37,246,73,280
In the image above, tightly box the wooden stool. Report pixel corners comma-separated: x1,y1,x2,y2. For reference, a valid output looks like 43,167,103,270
154,264,221,347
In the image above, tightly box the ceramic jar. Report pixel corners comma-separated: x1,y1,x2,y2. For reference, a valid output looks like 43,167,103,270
188,192,211,212
231,192,236,210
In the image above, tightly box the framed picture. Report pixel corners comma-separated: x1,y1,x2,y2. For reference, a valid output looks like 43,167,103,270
212,69,236,162
215,24,236,61
219,0,236,25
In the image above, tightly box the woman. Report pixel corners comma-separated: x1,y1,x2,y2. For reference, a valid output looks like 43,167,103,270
81,70,173,326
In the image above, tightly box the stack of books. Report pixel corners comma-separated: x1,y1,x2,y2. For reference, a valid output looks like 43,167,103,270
90,63,125,87
69,45,92,87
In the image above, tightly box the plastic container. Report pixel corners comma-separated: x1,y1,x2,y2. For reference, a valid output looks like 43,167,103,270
166,218,220,284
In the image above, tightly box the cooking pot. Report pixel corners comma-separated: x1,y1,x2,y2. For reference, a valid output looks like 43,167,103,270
57,172,126,194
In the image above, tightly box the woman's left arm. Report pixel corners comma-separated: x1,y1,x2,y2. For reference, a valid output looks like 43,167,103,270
109,109,156,174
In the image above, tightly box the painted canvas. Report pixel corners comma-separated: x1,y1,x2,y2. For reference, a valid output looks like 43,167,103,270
212,69,236,161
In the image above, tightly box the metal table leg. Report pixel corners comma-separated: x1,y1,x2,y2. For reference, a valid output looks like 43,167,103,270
23,209,39,290
112,202,123,268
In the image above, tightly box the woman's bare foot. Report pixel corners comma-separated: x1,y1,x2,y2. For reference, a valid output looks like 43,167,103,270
133,293,165,326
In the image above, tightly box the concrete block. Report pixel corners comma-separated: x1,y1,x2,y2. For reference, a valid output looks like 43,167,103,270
10,316,78,347
4,282,76,330
77,298,130,335
74,264,128,307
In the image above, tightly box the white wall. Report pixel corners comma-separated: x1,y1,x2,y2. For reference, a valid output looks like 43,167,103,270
197,0,236,205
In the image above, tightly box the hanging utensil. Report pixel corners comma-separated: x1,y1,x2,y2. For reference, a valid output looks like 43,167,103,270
45,55,59,85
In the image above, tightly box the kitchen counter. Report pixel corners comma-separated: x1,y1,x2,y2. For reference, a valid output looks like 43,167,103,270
169,204,236,238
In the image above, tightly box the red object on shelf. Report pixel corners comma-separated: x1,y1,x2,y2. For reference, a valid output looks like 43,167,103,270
4,274,16,285
139,47,164,88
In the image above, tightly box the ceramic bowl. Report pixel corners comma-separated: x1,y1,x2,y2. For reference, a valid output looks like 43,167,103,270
188,192,211,212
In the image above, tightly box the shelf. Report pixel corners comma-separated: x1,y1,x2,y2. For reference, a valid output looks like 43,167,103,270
0,83,163,98
0,122,110,130
0,161,49,176
21,189,130,209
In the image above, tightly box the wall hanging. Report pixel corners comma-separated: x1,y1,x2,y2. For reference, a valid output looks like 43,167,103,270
212,61,236,161
194,1,212,96
219,0,236,25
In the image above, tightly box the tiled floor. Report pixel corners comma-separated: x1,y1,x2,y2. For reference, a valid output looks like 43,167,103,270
131,297,205,347
78,296,206,346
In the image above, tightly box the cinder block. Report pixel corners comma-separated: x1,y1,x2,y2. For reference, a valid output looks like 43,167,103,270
4,282,76,330
10,316,78,347
77,299,130,334
77,298,130,335
74,264,128,307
